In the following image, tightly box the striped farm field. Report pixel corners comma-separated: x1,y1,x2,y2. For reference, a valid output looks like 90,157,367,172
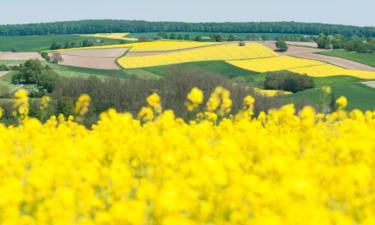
227,56,375,79
51,40,220,53
118,43,277,68
124,40,220,52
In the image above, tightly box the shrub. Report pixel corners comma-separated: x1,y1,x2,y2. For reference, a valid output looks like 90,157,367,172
11,60,59,94
264,71,314,93
275,39,288,52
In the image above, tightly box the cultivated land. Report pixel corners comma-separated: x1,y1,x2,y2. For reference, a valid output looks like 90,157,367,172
1,34,375,110
0,52,43,61
263,42,375,71
49,48,129,70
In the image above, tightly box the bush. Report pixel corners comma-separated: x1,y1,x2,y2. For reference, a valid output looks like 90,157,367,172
276,39,288,52
264,71,314,93
11,60,59,94
40,52,50,61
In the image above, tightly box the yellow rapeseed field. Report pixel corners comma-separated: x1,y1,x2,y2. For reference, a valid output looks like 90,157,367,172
118,43,277,68
227,56,325,73
227,56,375,79
289,64,375,79
125,41,220,52
51,40,220,53
82,33,139,41
1,88,375,224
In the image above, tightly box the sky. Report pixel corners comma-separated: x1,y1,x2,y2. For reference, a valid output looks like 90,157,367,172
1,0,374,26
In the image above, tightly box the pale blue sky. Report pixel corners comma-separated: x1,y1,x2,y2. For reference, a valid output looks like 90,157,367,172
1,0,374,26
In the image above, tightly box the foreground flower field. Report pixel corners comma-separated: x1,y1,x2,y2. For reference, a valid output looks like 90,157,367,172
1,89,375,225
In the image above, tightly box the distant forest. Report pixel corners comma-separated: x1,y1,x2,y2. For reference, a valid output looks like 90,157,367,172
0,20,374,37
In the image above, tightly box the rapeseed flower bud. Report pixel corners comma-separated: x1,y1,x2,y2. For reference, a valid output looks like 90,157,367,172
336,96,348,110
186,87,204,111
138,106,154,121
75,94,91,116
13,89,29,119
40,95,50,110
147,93,162,113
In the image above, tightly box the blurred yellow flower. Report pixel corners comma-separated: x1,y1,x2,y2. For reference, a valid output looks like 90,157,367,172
336,96,348,110
75,94,91,116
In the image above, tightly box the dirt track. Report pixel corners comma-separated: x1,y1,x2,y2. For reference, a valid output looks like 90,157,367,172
0,71,10,78
0,52,43,61
263,42,375,72
50,48,129,70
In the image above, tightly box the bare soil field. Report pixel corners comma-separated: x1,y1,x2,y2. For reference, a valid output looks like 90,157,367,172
0,52,43,61
263,42,375,72
50,48,129,70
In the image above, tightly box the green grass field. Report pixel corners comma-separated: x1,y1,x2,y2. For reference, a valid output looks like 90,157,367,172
142,61,265,86
283,82,375,111
319,50,375,67
0,35,122,52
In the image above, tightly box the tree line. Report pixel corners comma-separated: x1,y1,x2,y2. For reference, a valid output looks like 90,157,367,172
316,34,375,53
0,20,374,37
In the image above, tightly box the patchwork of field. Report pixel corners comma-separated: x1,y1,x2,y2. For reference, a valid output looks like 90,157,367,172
51,39,375,79
118,43,277,68
227,56,375,79
53,40,220,52
49,48,129,70
264,42,375,71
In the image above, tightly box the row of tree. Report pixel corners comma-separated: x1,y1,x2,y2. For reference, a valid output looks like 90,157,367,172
0,20,374,37
316,34,375,53
49,39,95,50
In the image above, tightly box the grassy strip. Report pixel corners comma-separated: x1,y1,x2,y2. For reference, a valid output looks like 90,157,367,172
319,50,375,67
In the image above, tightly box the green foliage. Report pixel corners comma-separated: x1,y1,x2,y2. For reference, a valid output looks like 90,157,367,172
275,39,288,52
40,52,50,61
316,34,332,49
264,71,315,93
50,39,94,50
210,33,225,42
11,60,58,95
1,20,375,37
316,34,375,53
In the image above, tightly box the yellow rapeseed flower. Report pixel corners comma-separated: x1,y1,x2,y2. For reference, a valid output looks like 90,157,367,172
0,88,373,225
74,94,91,116
13,89,29,118
40,95,50,110
186,87,204,111
336,96,348,110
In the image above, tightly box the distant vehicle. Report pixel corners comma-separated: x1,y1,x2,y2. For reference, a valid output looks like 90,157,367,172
239,41,246,46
